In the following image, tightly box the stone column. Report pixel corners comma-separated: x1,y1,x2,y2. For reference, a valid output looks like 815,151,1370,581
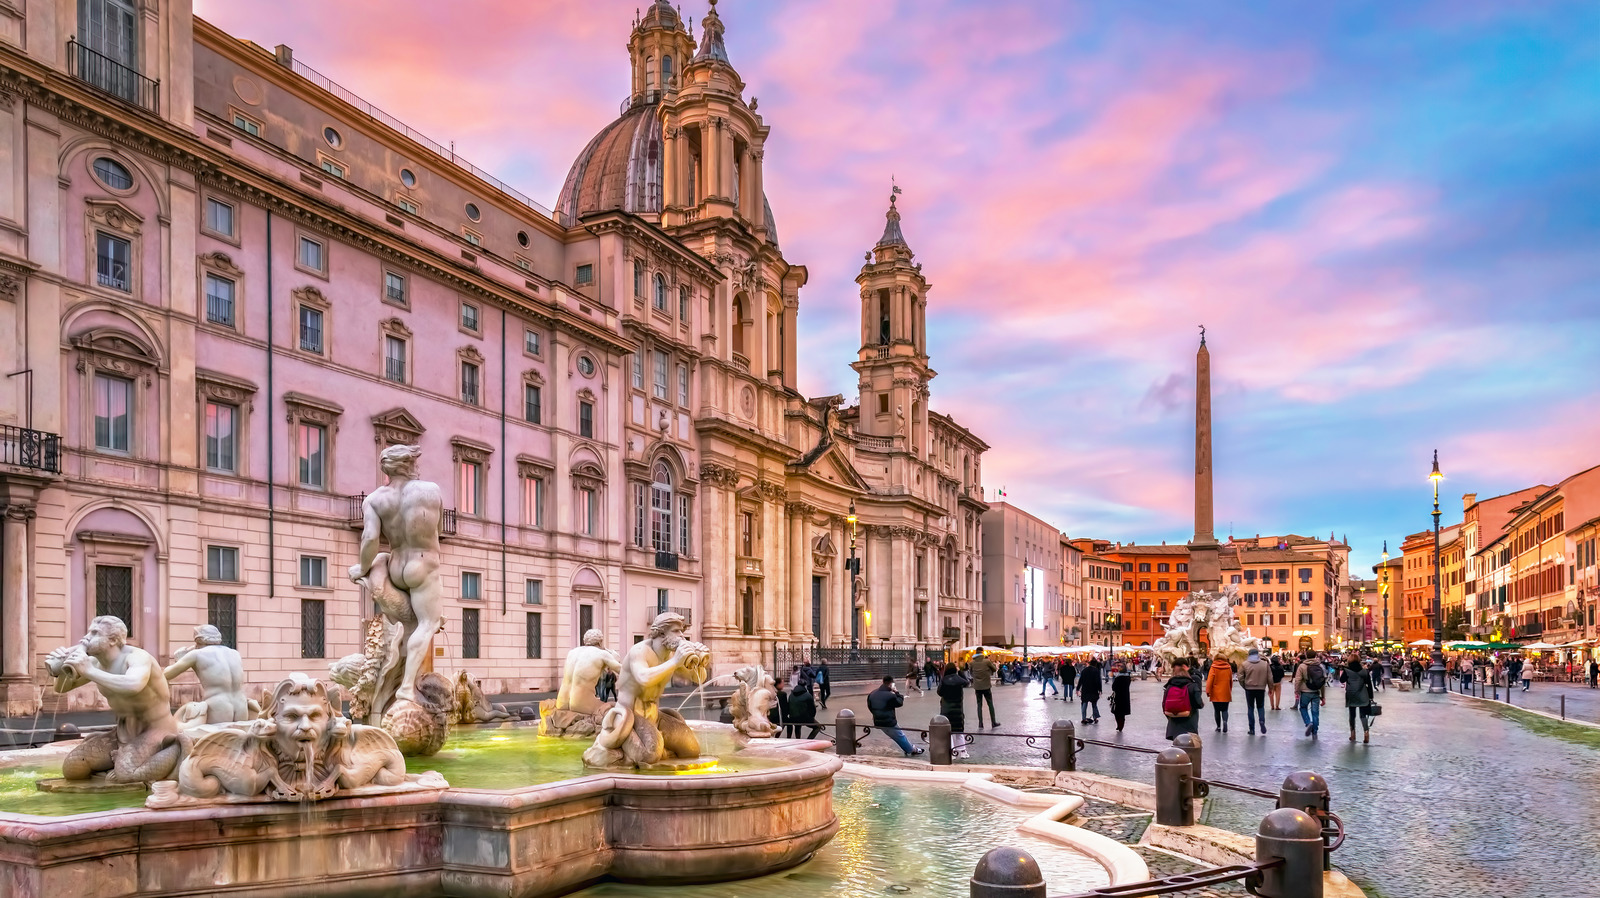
662,127,677,208
788,503,808,639
1,504,35,712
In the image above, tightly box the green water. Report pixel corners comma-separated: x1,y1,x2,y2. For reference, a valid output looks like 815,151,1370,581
0,723,784,817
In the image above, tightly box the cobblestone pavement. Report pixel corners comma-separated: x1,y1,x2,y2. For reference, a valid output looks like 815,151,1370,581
817,675,1600,898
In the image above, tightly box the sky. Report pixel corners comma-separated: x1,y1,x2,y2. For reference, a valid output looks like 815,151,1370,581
194,0,1600,570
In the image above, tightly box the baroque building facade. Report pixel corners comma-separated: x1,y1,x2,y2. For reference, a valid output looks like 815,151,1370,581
0,0,986,712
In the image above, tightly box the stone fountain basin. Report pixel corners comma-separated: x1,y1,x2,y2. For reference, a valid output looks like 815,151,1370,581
0,745,841,898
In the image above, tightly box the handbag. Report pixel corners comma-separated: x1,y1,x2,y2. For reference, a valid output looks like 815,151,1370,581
1365,702,1382,717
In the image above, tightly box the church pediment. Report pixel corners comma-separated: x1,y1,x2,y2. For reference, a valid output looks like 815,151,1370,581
787,440,871,493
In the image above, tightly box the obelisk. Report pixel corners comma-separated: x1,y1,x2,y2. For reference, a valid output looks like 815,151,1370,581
1187,328,1221,593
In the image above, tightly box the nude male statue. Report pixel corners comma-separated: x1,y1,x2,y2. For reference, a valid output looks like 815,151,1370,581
584,612,710,767
164,624,250,726
45,615,182,783
556,629,621,717
349,444,444,714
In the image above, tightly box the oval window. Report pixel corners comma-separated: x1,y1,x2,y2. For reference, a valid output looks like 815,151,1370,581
92,157,133,191
323,126,343,148
400,168,417,188
517,230,530,248
576,355,596,377
465,202,482,222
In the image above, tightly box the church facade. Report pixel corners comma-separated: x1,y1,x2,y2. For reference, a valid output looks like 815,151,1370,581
0,0,985,712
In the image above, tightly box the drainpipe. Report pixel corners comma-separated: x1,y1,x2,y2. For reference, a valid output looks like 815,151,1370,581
265,210,276,598
501,307,507,617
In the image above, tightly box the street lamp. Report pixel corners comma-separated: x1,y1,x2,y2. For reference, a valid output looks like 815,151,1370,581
1381,540,1390,643
1428,450,1447,693
847,501,860,652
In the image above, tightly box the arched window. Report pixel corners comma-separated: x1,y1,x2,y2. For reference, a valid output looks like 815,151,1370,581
650,461,674,553
732,295,748,357
646,56,657,91
662,55,673,88
653,273,669,312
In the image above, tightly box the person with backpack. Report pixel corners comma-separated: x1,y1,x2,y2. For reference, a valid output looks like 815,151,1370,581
815,661,831,710
1161,659,1206,740
968,649,1000,728
1294,651,1327,738
1268,653,1285,710
868,676,925,757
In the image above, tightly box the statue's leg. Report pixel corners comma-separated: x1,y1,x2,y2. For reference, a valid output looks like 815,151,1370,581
109,729,182,783
61,731,116,780
595,704,635,751
394,575,443,704
658,709,701,759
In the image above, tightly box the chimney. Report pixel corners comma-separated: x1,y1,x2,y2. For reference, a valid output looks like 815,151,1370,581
1463,493,1478,511
275,44,294,67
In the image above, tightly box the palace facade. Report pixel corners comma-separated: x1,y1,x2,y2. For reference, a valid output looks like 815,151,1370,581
0,0,987,712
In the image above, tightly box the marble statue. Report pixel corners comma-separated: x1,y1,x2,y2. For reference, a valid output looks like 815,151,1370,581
147,673,444,808
344,444,450,755
1153,585,1261,665
542,629,620,738
329,616,398,723
44,616,183,785
729,665,779,741
454,671,511,724
165,624,253,727
582,612,711,768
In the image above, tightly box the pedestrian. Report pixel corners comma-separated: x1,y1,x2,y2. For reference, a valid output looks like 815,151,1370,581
905,660,925,694
1110,662,1133,732
1078,658,1103,724
815,660,831,710
1588,657,1597,689
1268,652,1285,710
868,675,925,757
1205,653,1234,733
1060,659,1077,702
1038,658,1059,697
1294,651,1327,738
1410,657,1423,689
1239,648,1271,735
1340,655,1377,743
924,658,940,691
969,649,1000,728
787,678,821,739
1161,659,1206,740
937,662,972,759
1521,660,1533,692
1459,656,1473,693
597,668,618,703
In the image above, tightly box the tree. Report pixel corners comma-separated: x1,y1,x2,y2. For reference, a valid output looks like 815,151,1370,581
1442,607,1467,642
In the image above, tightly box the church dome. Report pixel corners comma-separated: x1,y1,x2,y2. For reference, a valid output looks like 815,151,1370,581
555,100,665,223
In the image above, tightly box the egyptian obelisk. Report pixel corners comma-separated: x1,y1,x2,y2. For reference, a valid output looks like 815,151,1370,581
1187,328,1221,593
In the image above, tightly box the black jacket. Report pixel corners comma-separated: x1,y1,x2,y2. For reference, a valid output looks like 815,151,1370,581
936,671,969,715
1077,663,1103,700
867,685,903,728
1110,673,1132,715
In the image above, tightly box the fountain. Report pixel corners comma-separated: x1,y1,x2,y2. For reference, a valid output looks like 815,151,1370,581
1152,585,1264,664
539,628,619,737
582,611,711,770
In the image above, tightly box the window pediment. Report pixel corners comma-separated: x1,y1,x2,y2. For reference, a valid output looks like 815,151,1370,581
196,368,257,409
72,327,159,382
283,392,343,427
522,369,545,387
450,436,494,464
572,462,605,491
87,199,143,236
198,252,243,276
380,317,413,338
292,285,330,308
517,454,555,479
371,407,424,445
459,345,485,364
577,387,596,403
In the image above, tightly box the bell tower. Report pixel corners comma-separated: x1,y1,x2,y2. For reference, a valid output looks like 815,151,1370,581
852,190,934,450
628,1,695,102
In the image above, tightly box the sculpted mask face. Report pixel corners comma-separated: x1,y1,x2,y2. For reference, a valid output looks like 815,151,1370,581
274,690,333,748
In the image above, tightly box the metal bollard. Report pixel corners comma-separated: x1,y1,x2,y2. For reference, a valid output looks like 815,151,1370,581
835,708,857,756
1562,695,1566,719
1051,719,1076,772
1173,732,1203,781
1278,770,1331,871
1154,747,1197,827
1255,808,1325,898
930,715,953,766
970,845,1047,898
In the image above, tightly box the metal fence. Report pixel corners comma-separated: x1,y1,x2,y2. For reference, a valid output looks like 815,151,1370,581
0,425,60,473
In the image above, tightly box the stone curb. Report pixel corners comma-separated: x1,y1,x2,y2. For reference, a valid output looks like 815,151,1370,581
1446,689,1600,730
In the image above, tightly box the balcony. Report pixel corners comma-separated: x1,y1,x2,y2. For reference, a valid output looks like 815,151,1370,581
654,551,679,572
0,426,61,474
346,494,457,536
650,605,694,627
68,40,160,114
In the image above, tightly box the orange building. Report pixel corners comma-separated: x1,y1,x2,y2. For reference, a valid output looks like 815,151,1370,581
1400,528,1454,645
1098,544,1192,646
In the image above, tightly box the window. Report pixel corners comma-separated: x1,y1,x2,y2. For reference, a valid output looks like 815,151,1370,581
1157,563,1169,573
296,422,327,489
524,329,541,356
205,546,239,582
204,273,235,327
204,198,235,237
1299,591,1312,603
461,362,480,405
1139,563,1151,572
465,202,481,222
576,355,596,377
525,579,543,605
1123,580,1133,591
94,564,133,637
579,604,594,639
384,335,407,383
300,555,327,588
1177,580,1188,591
677,364,689,406
523,474,546,528
322,126,342,148
1158,580,1170,591
1231,574,1242,584
460,302,480,333
653,273,669,311
523,384,542,423
398,199,420,215
204,401,237,472
578,487,597,535
298,305,324,353
207,594,237,648
1177,563,1188,572
517,230,530,248
384,271,407,306
633,260,645,297
92,157,133,190
1298,613,1313,626
461,609,480,659
526,612,542,659
462,229,482,247
651,462,674,552
1247,614,1256,626
1244,570,1256,583
578,400,594,438
679,286,691,321
657,588,670,613
93,373,133,452
456,460,483,516
575,264,593,285
652,350,669,399
1140,581,1151,591
1299,568,1312,583
1278,614,1287,626
632,484,646,548
740,511,754,556
679,494,692,556
462,571,481,600
231,112,262,136
96,231,131,291
298,236,325,273
877,393,889,415
319,157,346,179
631,353,644,390
400,168,416,188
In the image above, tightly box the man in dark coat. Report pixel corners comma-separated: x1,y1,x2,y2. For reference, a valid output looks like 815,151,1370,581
1077,659,1103,724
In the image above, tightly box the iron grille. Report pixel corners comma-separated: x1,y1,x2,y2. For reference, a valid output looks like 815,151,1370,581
207,594,238,648
95,565,134,638
462,609,480,659
526,612,542,659
655,551,679,571
0,425,62,473
301,599,325,658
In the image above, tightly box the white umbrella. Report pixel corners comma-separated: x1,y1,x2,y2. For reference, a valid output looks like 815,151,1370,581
1523,641,1560,651
1408,639,1436,647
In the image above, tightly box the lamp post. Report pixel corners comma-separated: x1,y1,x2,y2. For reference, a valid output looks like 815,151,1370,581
1428,451,1447,693
848,501,860,654
1381,540,1390,643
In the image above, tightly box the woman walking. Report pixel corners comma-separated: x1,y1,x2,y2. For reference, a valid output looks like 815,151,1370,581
1110,662,1133,731
1340,654,1376,743
937,662,972,759
1205,653,1235,733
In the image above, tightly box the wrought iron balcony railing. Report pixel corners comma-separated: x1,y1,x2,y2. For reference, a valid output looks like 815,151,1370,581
0,425,61,474
68,39,160,114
